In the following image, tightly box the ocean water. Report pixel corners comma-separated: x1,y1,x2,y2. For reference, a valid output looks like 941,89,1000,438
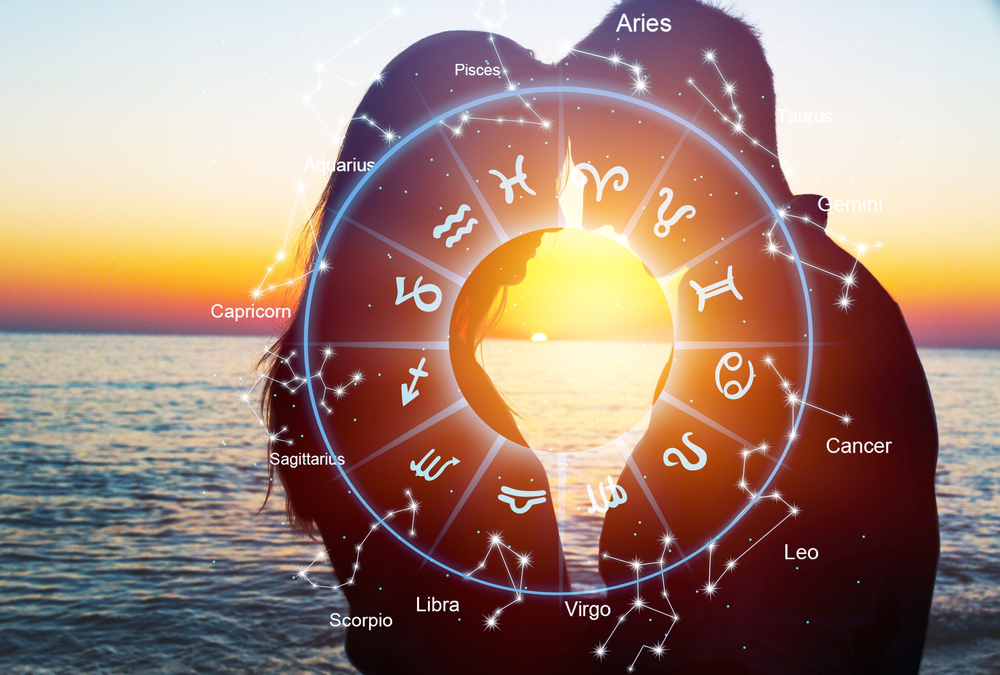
0,334,997,673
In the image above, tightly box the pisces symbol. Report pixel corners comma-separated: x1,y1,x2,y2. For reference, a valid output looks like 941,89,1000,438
572,162,629,202
410,449,460,481
433,204,477,248
663,432,708,471
489,155,536,204
497,486,547,514
653,187,696,237
586,475,628,514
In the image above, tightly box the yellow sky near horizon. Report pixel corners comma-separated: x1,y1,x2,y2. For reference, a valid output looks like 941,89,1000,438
1,1,997,344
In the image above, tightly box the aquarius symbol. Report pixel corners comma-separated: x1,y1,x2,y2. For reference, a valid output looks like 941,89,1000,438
401,357,428,406
497,486,547,514
489,155,536,204
653,187,696,237
433,204,477,248
663,432,708,471
689,265,743,312
395,276,442,312
715,351,754,400
410,448,460,481
586,475,628,514
572,163,629,202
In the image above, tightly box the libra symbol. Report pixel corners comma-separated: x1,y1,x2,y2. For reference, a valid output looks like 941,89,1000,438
689,265,743,312
497,486,547,514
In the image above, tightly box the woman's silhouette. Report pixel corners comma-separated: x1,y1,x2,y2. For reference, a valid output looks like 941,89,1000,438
260,2,938,673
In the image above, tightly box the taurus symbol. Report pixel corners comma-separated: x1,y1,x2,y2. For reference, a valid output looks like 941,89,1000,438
410,449,460,481
497,486,547,514
489,155,536,204
653,187,696,237
586,475,628,514
572,163,629,202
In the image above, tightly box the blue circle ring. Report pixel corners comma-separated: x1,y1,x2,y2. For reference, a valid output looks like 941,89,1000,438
302,85,814,596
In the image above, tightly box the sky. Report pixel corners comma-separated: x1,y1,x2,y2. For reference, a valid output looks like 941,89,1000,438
0,0,998,346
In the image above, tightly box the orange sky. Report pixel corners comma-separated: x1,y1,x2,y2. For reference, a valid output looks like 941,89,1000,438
1,2,997,346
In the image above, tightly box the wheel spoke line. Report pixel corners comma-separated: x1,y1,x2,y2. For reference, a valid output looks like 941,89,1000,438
343,216,466,286
321,341,450,350
434,126,509,244
660,213,771,281
673,341,845,351
656,391,754,450
621,129,690,241
322,398,469,486
425,434,507,561
613,438,675,548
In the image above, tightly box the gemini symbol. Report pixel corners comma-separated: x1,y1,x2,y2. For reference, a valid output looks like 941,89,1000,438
689,265,742,312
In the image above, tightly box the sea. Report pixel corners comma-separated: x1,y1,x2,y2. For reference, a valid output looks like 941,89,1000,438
0,333,997,674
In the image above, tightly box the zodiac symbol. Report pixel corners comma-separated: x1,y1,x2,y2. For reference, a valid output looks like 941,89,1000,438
410,448,460,481
663,432,708,471
653,187,696,237
586,475,628,514
395,276,442,312
571,163,629,202
497,486,547,514
689,265,743,312
715,351,754,400
433,204,477,248
489,155,536,204
401,357,428,406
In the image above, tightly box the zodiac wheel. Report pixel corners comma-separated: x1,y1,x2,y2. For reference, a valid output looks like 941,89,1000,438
301,85,813,596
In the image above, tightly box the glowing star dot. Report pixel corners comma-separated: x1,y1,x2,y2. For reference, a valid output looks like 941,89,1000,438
703,581,717,596
593,643,608,660
790,505,801,517
725,559,738,571
703,49,717,63
837,293,854,312
841,413,853,427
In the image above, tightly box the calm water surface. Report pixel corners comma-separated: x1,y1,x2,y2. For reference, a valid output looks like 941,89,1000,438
0,335,996,673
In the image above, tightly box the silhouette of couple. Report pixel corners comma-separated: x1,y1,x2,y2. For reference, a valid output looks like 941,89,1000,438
262,2,938,672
